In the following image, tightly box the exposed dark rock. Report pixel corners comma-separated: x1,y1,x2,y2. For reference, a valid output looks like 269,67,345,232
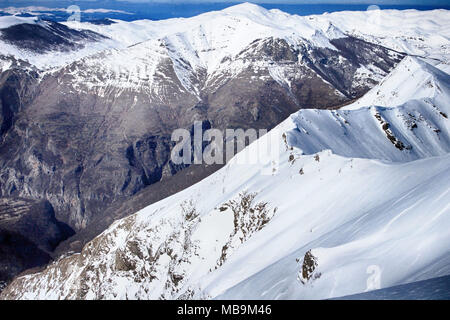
374,112,407,150
115,249,136,271
0,197,74,285
0,230,51,288
0,64,39,136
217,191,275,267
298,250,321,284
87,19,117,26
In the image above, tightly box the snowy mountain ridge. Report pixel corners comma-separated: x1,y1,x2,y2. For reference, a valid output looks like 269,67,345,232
0,3,448,115
344,56,450,110
1,53,449,300
1,3,342,72
291,56,450,161
1,3,449,74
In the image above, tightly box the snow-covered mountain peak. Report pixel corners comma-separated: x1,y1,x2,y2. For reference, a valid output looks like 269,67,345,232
155,3,340,74
345,56,450,110
288,57,450,162
221,2,270,15
0,3,340,78
1,6,448,74
313,8,450,63
59,3,343,76
0,5,449,300
0,15,119,70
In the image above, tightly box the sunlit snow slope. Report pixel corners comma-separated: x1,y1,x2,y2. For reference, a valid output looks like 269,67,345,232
1,53,449,300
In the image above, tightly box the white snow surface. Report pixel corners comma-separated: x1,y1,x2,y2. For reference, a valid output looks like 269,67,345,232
2,54,449,300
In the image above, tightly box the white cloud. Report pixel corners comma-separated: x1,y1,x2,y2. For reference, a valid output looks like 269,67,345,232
83,8,133,14
0,6,133,15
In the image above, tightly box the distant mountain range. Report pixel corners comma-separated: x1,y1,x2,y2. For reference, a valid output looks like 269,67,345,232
1,1,450,22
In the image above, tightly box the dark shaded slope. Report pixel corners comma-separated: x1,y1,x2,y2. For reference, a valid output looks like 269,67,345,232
0,64,39,136
0,20,106,53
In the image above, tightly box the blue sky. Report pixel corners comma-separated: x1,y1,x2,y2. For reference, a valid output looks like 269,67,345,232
2,0,449,4
114,0,449,3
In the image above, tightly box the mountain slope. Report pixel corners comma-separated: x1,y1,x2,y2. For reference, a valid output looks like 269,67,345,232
344,56,450,110
1,56,448,300
0,198,74,290
0,4,448,292
287,60,450,161
0,4,405,235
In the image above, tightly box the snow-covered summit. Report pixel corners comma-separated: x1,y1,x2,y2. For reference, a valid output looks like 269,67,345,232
1,4,448,76
287,56,450,162
0,15,118,70
65,3,449,66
